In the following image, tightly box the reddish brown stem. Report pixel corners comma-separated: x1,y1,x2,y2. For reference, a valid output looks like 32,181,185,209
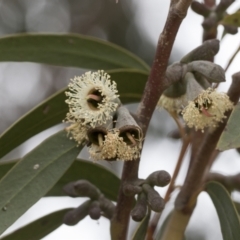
110,0,192,239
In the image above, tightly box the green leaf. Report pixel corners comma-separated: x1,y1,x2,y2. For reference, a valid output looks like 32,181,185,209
0,159,120,201
0,69,148,159
46,159,120,201
217,103,240,151
206,181,240,240
131,208,151,240
0,208,72,240
0,34,149,72
155,212,172,240
0,130,82,234
221,11,240,27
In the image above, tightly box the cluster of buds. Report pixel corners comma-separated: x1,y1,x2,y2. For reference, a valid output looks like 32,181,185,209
64,71,143,161
157,39,234,132
122,170,171,221
191,0,238,37
63,180,115,225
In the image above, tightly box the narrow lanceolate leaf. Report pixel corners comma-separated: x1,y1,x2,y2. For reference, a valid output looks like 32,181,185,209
0,69,148,159
46,159,120,201
131,208,151,240
0,130,82,234
217,103,240,151
0,34,149,72
0,159,120,201
0,208,72,240
206,181,240,240
221,11,240,27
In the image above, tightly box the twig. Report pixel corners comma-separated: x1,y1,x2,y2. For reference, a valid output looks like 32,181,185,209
110,0,192,239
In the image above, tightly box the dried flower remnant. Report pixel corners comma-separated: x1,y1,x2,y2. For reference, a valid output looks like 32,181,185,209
182,88,234,131
65,70,120,127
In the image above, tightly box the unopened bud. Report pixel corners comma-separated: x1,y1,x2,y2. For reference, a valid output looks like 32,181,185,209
142,184,165,212
216,0,234,14
191,1,210,17
224,25,238,35
146,171,171,187
193,72,211,89
89,200,101,220
63,200,91,225
63,180,100,199
99,195,115,219
123,182,142,196
180,39,219,63
165,62,187,84
131,192,147,222
187,61,225,83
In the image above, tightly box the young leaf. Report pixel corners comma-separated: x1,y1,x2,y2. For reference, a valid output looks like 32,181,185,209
217,103,240,151
0,208,72,240
0,34,149,72
131,208,151,240
206,181,240,240
0,69,148,159
0,130,82,234
221,11,240,27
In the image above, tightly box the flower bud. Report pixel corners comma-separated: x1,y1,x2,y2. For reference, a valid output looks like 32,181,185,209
193,72,211,89
123,182,142,196
131,192,148,222
191,1,210,17
146,171,171,187
165,62,187,84
187,61,225,83
63,200,91,225
216,0,234,14
180,39,219,63
99,195,115,219
63,180,100,200
142,184,165,212
224,25,238,35
88,200,101,220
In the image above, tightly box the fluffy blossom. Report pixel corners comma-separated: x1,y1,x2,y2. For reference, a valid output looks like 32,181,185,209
65,70,119,127
89,129,141,161
182,88,234,131
65,121,88,146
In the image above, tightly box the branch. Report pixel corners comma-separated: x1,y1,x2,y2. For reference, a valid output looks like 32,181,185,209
110,0,192,239
161,72,240,240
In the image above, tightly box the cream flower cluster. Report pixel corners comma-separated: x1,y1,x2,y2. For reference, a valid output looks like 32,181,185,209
182,88,234,131
89,129,142,161
65,70,119,127
64,70,120,144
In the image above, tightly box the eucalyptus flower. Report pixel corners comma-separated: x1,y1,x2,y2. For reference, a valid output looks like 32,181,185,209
182,88,234,131
89,129,141,161
65,70,120,127
65,121,88,146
